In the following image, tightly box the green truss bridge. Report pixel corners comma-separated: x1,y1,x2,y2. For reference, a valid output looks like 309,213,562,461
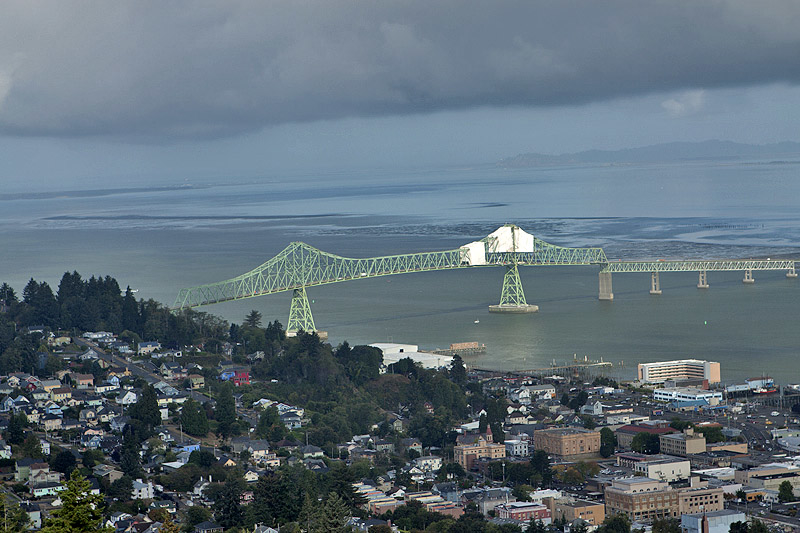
173,224,798,334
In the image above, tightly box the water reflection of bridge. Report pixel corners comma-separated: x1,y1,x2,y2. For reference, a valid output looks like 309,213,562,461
174,224,798,334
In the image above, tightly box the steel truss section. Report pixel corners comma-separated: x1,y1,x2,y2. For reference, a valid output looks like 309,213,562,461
173,237,607,309
603,259,797,273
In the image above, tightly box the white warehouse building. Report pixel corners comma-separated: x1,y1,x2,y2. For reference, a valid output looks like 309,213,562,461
370,343,453,371
653,387,723,405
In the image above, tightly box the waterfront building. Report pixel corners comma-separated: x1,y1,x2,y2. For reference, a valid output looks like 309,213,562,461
652,387,723,404
638,360,720,384
370,343,453,370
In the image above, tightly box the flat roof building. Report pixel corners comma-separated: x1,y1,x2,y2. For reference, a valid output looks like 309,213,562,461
545,497,605,526
659,428,707,457
604,478,679,521
638,359,720,384
534,428,601,460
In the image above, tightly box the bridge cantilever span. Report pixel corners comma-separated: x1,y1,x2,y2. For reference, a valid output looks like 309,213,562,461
174,223,798,333
173,224,607,333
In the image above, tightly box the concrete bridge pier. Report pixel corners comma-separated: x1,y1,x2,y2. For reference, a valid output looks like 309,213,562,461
650,272,662,295
598,271,614,300
697,270,709,289
788,264,798,278
743,269,755,284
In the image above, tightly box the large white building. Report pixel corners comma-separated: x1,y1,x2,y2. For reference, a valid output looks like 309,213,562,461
370,343,453,371
653,387,722,404
638,359,720,384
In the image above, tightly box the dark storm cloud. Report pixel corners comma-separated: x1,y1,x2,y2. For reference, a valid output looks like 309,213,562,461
1,0,799,139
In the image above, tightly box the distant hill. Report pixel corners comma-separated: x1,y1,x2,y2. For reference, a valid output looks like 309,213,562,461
497,140,800,168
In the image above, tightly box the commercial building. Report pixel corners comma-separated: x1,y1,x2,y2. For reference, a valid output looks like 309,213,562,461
678,479,725,515
680,510,746,533
616,453,691,482
734,464,798,485
747,472,800,497
604,477,724,521
638,360,720,384
604,478,680,521
652,387,722,404
495,502,551,524
545,497,605,526
454,434,506,470
659,429,707,457
533,428,601,459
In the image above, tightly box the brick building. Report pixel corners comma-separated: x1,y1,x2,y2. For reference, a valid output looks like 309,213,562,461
533,428,601,459
495,502,551,523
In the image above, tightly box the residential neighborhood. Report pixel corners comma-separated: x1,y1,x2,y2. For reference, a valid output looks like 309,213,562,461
0,281,798,533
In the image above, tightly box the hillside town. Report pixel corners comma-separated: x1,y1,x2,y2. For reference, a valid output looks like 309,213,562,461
1,277,800,533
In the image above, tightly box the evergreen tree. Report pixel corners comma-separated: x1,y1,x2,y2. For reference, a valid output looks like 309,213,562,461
180,399,210,436
21,434,44,459
5,414,26,445
478,413,488,434
449,354,467,386
256,406,281,440
244,310,263,328
51,450,78,475
122,287,139,332
215,382,236,439
318,492,350,533
0,283,17,305
128,385,160,428
599,427,616,458
0,494,29,533
41,470,112,533
213,478,244,529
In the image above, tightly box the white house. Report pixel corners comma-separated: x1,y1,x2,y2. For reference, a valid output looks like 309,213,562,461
118,391,138,406
413,455,443,473
131,478,155,499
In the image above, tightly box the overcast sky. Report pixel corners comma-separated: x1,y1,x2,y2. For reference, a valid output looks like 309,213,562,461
2,1,800,190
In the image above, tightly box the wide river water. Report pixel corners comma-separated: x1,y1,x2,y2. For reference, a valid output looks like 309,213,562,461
2,158,800,384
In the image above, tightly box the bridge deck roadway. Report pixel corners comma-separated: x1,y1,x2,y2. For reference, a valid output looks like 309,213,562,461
604,259,796,273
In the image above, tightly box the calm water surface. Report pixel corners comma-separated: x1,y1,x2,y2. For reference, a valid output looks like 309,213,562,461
2,160,800,383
